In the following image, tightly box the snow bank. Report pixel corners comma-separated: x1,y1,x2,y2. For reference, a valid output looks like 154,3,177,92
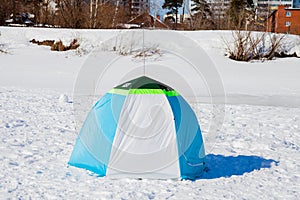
0,87,299,199
1,27,300,199
1,27,299,107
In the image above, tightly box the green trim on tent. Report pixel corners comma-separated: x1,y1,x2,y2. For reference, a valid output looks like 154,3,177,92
109,88,129,95
129,89,179,96
109,88,179,96
164,90,180,96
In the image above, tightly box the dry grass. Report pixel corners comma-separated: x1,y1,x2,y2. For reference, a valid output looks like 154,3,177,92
30,39,80,51
30,39,55,46
0,49,7,54
133,47,162,58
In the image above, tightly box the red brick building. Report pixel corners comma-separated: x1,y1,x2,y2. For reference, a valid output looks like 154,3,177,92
268,5,300,35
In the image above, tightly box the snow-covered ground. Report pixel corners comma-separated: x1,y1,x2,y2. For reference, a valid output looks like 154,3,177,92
0,27,299,199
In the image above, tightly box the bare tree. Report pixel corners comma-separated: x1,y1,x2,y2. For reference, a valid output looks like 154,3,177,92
38,0,57,25
89,0,99,28
56,0,89,28
93,2,129,29
0,0,14,25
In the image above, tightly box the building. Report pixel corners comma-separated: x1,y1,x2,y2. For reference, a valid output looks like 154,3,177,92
206,0,230,19
256,0,293,24
293,0,300,8
204,0,295,19
267,5,300,34
121,13,169,29
89,0,150,17
118,0,150,17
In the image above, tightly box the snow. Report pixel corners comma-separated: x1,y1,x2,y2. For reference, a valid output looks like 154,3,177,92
0,27,300,199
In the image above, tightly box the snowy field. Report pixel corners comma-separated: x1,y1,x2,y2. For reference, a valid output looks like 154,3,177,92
0,27,300,199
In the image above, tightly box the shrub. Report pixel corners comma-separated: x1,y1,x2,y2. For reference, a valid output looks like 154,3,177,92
223,30,296,62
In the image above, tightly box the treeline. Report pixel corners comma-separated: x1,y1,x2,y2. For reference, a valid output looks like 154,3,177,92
0,0,260,30
0,0,130,28
165,0,258,30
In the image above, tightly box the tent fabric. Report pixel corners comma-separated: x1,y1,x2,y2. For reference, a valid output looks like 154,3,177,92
167,95,206,179
69,93,126,176
106,94,180,177
69,76,206,180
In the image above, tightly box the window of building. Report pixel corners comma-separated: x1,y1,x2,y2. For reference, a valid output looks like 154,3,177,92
285,21,291,27
286,11,291,17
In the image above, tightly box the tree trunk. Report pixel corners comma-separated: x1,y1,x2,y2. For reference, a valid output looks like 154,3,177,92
94,0,98,28
90,0,93,28
175,1,178,30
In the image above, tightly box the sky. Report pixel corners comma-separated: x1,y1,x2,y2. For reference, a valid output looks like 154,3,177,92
150,0,191,19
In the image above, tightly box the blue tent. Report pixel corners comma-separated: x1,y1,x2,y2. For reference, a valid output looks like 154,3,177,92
69,76,206,180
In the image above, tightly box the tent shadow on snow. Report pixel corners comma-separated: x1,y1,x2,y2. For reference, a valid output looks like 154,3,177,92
202,154,279,179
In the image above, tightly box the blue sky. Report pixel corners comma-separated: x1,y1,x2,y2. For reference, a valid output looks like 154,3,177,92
150,0,191,19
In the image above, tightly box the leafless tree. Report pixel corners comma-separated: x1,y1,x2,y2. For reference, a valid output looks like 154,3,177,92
56,0,89,28
92,2,129,29
0,0,14,25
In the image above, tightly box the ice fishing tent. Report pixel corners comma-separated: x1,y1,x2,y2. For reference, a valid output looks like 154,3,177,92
69,76,206,180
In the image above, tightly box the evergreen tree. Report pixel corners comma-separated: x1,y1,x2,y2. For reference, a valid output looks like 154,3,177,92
191,0,213,29
162,0,183,29
191,0,210,14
